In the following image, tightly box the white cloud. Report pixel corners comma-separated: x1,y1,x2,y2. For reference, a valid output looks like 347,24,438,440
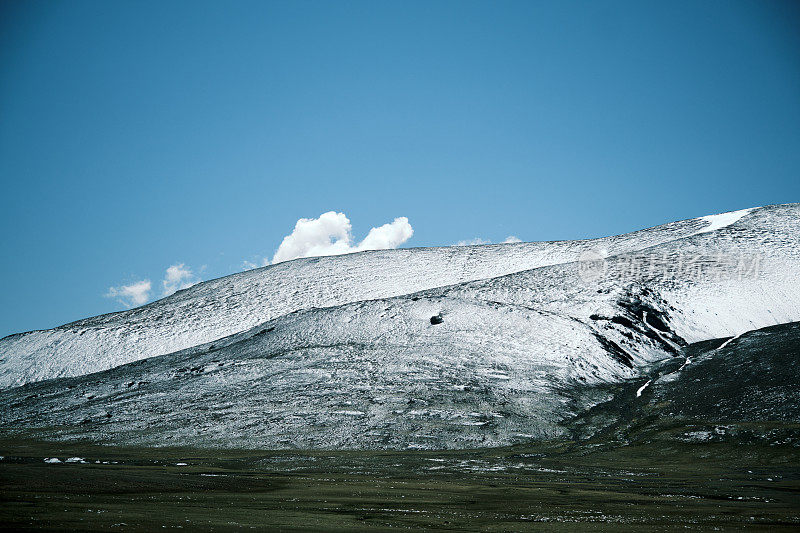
271,212,413,264
105,280,152,308
454,237,492,246
106,264,201,308
453,235,523,246
358,217,414,251
162,263,200,296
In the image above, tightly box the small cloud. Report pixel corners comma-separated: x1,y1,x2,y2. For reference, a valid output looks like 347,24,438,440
106,264,200,307
454,235,523,246
358,217,414,252
162,263,200,297
271,212,413,264
105,280,152,308
454,237,492,246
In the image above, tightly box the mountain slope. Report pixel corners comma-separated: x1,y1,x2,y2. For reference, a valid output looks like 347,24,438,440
0,204,797,449
570,320,800,446
1,205,791,390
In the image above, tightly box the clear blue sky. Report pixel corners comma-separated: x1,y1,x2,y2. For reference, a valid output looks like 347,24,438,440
1,0,799,337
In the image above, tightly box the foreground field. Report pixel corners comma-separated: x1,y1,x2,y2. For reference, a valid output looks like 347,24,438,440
1,438,798,531
3,323,798,530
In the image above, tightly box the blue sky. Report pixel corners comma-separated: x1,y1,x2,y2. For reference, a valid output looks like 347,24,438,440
1,0,799,337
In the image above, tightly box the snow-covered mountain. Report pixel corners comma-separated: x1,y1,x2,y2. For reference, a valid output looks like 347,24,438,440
0,204,798,449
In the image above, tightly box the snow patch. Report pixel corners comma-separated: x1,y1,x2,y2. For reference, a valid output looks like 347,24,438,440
693,208,755,236
717,332,745,351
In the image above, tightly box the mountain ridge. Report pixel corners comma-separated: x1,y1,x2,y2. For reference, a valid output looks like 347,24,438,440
0,204,797,449
3,204,795,391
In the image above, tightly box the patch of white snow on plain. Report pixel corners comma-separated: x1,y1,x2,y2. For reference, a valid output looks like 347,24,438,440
693,208,755,236
636,380,652,398
43,457,62,463
65,457,86,463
